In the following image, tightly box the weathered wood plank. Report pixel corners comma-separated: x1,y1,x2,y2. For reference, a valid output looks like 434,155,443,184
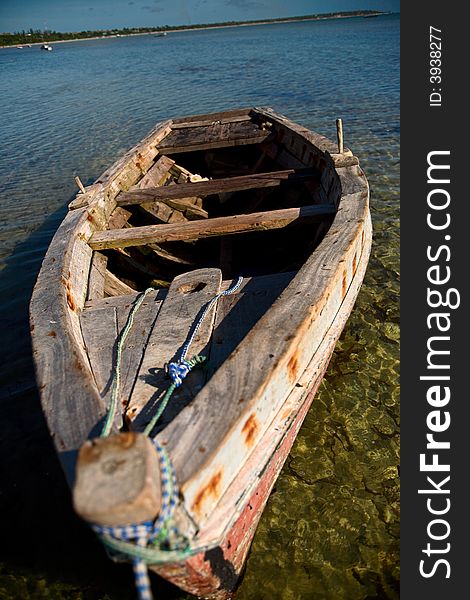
86,252,107,301
111,290,167,411
254,106,341,155
164,198,208,220
136,155,175,189
171,115,252,129
170,108,253,125
30,208,106,478
117,168,318,207
107,207,133,230
104,271,135,296
126,269,222,431
209,277,293,375
158,120,271,154
80,304,119,426
89,204,335,250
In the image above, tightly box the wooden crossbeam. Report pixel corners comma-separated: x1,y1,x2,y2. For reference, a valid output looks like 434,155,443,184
116,168,318,207
89,203,336,250
157,119,269,154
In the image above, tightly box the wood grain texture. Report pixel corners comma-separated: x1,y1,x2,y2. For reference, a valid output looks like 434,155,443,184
158,120,271,154
104,271,135,296
86,252,107,301
116,168,318,206
73,432,162,526
126,269,222,431
29,208,106,480
136,155,175,189
89,204,335,250
170,107,253,125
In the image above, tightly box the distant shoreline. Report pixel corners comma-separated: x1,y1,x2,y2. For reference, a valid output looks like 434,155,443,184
1,11,391,49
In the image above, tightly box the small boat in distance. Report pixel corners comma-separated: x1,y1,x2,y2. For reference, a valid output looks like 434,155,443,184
30,107,371,599
40,43,52,51
156,32,168,37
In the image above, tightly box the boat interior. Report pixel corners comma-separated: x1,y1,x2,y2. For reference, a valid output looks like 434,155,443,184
78,109,344,434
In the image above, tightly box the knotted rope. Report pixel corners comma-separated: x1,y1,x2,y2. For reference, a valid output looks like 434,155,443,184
92,275,243,600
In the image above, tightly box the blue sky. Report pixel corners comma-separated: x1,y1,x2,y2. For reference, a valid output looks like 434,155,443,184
0,1,400,33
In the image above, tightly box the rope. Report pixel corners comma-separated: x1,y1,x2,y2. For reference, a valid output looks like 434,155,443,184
92,276,243,600
100,287,155,438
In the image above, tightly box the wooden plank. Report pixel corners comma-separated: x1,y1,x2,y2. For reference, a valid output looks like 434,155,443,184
254,107,340,155
170,115,252,129
80,304,119,427
164,198,208,220
86,252,107,301
209,277,294,376
104,271,135,296
170,107,253,125
107,207,132,230
126,269,222,431
158,120,271,154
116,168,319,206
89,204,336,250
136,155,175,189
99,290,165,410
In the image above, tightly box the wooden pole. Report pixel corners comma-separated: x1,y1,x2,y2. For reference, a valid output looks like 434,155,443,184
74,176,86,194
336,118,344,154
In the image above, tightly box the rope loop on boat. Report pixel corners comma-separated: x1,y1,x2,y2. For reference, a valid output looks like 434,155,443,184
91,275,243,600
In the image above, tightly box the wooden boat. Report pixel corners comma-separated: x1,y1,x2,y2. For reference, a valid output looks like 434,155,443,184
30,107,371,599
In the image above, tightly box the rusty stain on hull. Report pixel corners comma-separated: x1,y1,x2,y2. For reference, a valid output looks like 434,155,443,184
287,352,299,384
342,269,347,299
192,470,223,517
241,414,259,448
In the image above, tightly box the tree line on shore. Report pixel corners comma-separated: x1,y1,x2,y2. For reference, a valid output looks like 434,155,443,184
1,10,384,47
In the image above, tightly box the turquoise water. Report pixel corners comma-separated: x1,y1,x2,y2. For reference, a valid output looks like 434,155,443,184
0,15,399,600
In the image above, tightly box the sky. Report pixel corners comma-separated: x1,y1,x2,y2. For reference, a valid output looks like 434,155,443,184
0,0,400,33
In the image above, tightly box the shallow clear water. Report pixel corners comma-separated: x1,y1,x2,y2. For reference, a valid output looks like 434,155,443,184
0,15,399,599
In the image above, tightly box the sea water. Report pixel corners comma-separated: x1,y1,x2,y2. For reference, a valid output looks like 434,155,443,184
0,15,399,599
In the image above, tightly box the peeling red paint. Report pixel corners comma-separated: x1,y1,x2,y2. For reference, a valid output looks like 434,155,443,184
242,414,259,448
47,331,57,337
191,471,223,516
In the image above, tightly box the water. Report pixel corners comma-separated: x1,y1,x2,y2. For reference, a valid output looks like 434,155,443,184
0,15,399,600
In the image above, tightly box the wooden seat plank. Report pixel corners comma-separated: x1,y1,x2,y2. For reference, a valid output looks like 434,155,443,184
158,120,270,154
89,203,335,250
116,168,318,206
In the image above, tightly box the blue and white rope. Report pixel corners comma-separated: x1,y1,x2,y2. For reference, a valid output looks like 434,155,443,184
177,276,243,364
